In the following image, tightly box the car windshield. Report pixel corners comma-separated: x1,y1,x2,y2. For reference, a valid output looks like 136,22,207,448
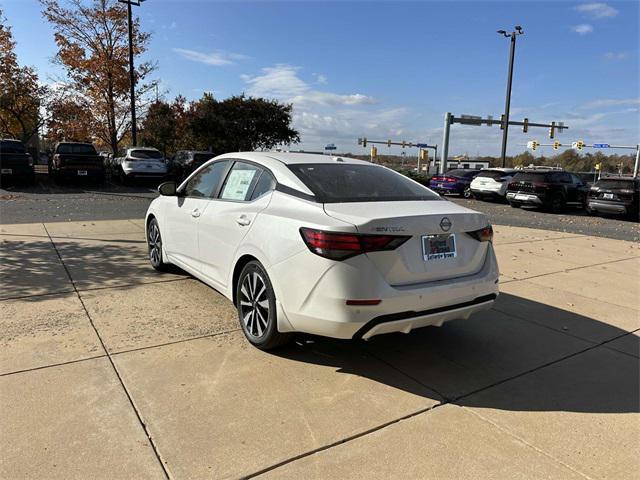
288,163,441,203
1,140,26,154
56,143,97,155
475,170,511,180
131,149,163,160
595,179,636,190
512,172,550,182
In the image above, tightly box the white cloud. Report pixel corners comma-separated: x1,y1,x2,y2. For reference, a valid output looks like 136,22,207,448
604,51,627,60
575,3,619,19
580,98,640,109
173,48,249,66
316,74,328,85
571,24,594,35
242,65,375,106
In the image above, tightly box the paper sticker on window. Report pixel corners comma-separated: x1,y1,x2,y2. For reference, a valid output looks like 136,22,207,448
221,169,257,200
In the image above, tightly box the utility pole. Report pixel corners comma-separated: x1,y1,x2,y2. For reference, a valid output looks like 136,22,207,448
440,112,452,174
497,26,524,167
119,0,145,147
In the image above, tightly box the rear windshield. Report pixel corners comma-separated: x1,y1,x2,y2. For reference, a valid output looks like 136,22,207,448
288,163,441,203
56,143,97,155
194,153,214,162
131,149,163,159
511,172,550,182
595,179,636,190
446,169,480,178
475,170,512,180
0,140,26,154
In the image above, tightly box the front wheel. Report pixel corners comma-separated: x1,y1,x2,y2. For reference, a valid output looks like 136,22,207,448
147,218,169,271
236,261,293,350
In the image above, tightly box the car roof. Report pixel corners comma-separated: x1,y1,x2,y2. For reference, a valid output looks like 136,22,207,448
481,168,518,172
129,147,160,151
56,141,94,145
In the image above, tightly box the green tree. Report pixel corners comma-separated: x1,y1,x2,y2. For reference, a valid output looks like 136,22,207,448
140,100,177,157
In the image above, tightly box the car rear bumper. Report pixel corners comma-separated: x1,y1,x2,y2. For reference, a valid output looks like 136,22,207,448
506,192,543,205
0,166,34,177
587,200,630,214
430,183,463,194
272,245,500,340
471,186,506,197
57,166,104,178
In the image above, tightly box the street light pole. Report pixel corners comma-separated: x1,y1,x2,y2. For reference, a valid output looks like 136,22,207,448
497,26,524,167
119,0,145,147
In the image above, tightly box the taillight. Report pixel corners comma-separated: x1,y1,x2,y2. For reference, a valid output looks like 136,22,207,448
53,154,62,166
468,225,493,242
300,227,410,261
27,154,33,167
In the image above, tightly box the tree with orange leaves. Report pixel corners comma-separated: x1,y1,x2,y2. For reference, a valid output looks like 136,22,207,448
0,8,49,143
40,0,155,154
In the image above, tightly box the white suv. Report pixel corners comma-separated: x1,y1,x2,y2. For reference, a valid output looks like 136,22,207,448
470,168,518,200
112,147,168,184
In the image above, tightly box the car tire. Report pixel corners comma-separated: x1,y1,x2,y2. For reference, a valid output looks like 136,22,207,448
236,260,293,350
147,218,169,271
462,187,472,198
548,193,565,213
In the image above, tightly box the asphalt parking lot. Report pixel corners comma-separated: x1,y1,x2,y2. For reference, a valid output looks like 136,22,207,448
2,174,639,241
1,217,638,479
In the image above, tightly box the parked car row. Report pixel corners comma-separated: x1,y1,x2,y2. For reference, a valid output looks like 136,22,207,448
428,166,638,221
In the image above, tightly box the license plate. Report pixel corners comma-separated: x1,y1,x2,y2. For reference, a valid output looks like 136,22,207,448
437,183,444,187
603,193,614,200
78,170,88,176
515,194,529,201
1,168,12,174
422,234,456,261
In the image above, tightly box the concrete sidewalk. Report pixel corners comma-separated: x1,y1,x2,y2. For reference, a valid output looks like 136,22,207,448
1,220,638,479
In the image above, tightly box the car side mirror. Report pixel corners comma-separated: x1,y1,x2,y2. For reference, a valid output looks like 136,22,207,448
158,181,177,196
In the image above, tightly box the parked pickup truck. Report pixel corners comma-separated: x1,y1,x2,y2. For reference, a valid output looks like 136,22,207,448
0,138,35,185
49,142,104,183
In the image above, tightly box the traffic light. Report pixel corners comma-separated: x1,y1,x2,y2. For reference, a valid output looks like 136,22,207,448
531,141,539,151
522,118,529,133
553,141,561,150
548,121,556,139
401,141,406,148
576,140,584,150
595,163,601,171
500,114,506,130
420,149,428,161
387,140,391,147
371,146,377,159
361,137,367,148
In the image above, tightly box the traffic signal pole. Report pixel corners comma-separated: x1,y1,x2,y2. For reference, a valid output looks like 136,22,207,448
440,112,452,174
500,32,517,167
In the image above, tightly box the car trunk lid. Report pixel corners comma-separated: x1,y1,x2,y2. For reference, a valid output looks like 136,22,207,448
324,200,490,285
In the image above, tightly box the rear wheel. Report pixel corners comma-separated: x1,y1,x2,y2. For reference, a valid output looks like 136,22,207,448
548,193,565,213
236,261,293,350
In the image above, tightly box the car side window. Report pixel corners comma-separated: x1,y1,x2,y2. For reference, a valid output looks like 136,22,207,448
219,162,263,201
250,171,277,200
183,160,229,198
571,174,583,185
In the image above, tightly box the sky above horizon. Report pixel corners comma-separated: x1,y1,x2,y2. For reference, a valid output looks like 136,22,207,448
3,0,639,156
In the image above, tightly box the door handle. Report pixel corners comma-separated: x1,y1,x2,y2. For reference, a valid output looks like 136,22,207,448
191,208,201,218
236,215,251,226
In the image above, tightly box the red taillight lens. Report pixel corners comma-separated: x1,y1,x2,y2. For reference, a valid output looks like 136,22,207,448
468,225,493,242
300,228,410,260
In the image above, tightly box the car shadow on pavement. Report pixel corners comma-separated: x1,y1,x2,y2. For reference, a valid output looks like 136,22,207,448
0,237,185,300
273,294,639,414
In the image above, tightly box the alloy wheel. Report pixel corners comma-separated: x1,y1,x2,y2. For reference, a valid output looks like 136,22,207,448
148,221,162,267
239,272,270,339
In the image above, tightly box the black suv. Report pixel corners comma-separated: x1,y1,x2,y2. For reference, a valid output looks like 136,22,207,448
506,170,589,212
587,177,639,221
171,150,215,182
0,139,35,185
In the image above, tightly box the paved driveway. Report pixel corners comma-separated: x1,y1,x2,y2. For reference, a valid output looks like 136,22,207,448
1,220,638,479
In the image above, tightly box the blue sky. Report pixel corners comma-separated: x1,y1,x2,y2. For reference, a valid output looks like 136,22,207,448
3,0,639,156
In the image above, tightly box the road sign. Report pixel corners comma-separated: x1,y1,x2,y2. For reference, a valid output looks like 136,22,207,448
593,143,610,148
416,143,429,148
325,143,337,150
459,114,483,125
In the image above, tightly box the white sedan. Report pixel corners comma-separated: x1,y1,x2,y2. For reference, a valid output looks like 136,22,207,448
145,152,499,349
469,168,518,200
